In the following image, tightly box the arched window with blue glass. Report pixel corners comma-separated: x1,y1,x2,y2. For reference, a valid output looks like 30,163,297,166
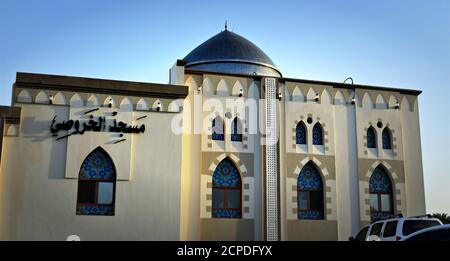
231,117,243,142
297,162,324,220
212,157,242,218
312,123,323,145
77,147,116,216
367,126,377,148
296,121,307,145
382,127,392,150
369,165,394,221
212,116,224,141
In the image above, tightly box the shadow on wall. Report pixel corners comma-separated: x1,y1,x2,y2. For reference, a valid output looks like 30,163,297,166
21,116,53,142
48,134,68,180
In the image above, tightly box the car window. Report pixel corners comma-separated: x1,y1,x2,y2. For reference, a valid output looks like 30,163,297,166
383,221,398,237
406,228,450,241
355,227,369,241
403,220,442,236
370,223,384,236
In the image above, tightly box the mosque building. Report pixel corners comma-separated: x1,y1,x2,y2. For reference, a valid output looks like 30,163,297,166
0,26,426,241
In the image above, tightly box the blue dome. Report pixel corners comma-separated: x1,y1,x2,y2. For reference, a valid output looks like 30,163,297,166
183,30,281,77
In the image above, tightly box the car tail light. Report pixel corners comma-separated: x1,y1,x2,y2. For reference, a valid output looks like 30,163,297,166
396,236,401,241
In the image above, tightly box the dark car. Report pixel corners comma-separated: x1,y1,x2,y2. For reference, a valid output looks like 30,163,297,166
401,224,450,241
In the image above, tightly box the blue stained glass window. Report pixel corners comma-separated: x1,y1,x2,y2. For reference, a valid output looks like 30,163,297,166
370,166,392,193
296,122,307,144
212,158,241,218
231,117,243,142
369,165,393,221
382,128,392,150
367,127,377,148
297,162,324,220
312,123,323,145
77,147,116,216
298,211,325,220
79,148,115,180
212,117,224,141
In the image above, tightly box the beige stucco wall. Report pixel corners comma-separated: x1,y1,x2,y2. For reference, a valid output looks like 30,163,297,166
282,81,425,240
200,218,254,241
0,103,183,240
401,99,426,216
181,73,263,240
286,220,338,241
0,70,425,241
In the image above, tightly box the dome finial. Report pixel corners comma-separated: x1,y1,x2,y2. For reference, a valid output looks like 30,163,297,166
224,20,228,31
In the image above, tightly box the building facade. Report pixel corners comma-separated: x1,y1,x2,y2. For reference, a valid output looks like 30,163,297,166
0,28,426,241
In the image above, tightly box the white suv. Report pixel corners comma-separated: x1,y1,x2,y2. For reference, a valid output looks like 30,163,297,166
351,215,443,241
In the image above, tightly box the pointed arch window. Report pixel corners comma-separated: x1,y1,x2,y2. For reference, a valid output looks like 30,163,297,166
297,162,324,220
369,165,394,221
212,116,224,141
367,127,377,148
296,121,307,145
382,128,392,150
76,147,116,216
231,117,243,142
312,123,323,145
212,158,242,218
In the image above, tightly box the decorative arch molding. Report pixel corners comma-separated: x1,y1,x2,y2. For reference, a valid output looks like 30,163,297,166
388,95,398,109
292,86,305,102
201,153,253,219
70,93,84,107
168,99,183,112
363,121,398,158
292,157,330,181
35,90,49,104
216,79,230,97
17,89,32,103
306,87,317,102
375,94,388,109
320,89,332,105
281,84,291,101
209,114,225,142
291,115,329,153
120,97,133,111
185,76,200,93
287,156,336,220
76,146,116,216
86,94,100,107
103,96,116,108
6,124,18,136
365,161,399,181
231,80,245,97
53,92,67,105
295,121,307,145
401,95,413,112
362,92,374,109
152,99,164,111
206,153,248,177
136,98,149,111
359,161,405,222
333,90,345,105
201,77,213,95
247,81,259,99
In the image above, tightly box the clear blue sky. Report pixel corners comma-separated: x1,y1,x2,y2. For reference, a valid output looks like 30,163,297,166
1,0,449,214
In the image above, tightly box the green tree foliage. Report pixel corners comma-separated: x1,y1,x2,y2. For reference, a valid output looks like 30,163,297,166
432,213,450,224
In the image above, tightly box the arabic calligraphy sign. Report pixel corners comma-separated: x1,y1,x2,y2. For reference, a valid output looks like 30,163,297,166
50,114,145,141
